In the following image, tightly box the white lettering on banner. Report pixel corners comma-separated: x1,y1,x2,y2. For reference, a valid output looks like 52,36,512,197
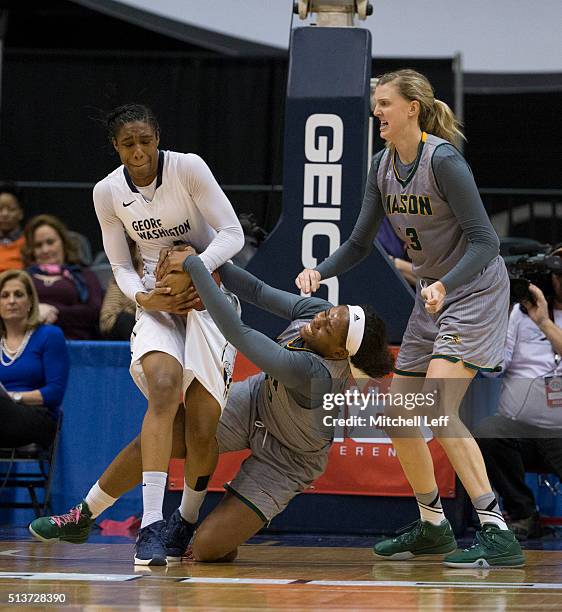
303,164,342,205
304,114,343,162
302,113,343,304
334,446,383,457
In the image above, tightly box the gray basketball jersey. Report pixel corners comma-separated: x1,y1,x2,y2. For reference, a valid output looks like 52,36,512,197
255,319,351,454
377,133,467,281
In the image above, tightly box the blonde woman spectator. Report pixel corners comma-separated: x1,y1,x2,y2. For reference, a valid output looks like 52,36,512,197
0,270,69,448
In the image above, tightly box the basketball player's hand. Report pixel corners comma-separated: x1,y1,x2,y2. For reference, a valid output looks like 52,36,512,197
421,281,446,314
155,244,194,280
156,273,204,310
295,268,321,294
522,284,548,327
158,246,198,278
136,287,197,315
155,247,168,281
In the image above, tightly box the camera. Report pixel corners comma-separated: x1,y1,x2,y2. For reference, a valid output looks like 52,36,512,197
501,239,562,305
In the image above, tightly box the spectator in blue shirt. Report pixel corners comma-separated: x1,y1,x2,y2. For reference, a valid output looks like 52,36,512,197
0,270,69,448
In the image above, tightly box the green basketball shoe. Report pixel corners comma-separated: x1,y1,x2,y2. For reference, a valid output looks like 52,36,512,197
443,524,525,568
29,501,93,544
373,519,457,560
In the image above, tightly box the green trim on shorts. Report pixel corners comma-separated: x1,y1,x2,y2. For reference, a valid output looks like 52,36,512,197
461,360,503,373
431,354,461,364
431,354,502,372
393,367,426,377
224,483,267,523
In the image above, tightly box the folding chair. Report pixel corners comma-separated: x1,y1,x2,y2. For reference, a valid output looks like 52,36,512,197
0,411,63,517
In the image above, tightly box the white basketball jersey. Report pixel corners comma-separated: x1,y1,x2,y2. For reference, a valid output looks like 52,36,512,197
94,150,243,300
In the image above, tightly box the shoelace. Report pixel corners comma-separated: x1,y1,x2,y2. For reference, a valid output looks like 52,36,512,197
463,527,496,552
51,506,81,528
394,520,423,544
168,517,190,540
138,523,166,547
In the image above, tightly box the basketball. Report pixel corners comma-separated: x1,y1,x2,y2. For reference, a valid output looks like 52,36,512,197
155,244,221,310
159,267,221,311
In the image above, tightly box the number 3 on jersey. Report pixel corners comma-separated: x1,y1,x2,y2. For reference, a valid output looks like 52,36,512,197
405,227,422,251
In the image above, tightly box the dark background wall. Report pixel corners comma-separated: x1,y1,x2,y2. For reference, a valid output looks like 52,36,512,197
1,0,560,253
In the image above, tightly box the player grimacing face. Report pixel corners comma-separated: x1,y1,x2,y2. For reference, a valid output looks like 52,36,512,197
300,305,349,359
112,121,160,187
373,83,419,143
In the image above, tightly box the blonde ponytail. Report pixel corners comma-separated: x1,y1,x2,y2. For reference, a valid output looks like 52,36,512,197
425,99,465,148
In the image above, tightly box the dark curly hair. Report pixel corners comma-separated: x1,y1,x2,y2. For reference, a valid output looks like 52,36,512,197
106,103,160,142
350,304,394,379
0,181,24,206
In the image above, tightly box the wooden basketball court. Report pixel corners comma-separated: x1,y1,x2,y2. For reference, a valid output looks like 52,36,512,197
1,537,562,610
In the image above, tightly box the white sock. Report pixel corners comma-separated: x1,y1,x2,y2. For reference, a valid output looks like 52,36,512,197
84,481,117,519
416,488,446,526
141,471,167,529
179,482,207,524
473,492,508,530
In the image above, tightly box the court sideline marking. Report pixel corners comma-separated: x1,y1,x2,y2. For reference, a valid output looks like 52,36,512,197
1,573,562,590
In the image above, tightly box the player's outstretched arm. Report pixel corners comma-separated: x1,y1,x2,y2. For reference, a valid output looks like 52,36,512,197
219,262,333,321
185,256,330,391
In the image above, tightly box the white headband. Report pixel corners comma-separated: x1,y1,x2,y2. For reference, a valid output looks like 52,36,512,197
346,305,366,356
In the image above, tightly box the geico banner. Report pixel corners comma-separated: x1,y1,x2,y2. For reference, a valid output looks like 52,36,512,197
243,27,376,336
168,352,456,499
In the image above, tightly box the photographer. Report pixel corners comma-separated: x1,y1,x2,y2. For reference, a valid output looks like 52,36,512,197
476,246,562,539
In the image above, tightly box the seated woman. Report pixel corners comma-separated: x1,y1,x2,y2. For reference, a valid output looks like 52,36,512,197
23,215,103,340
0,270,69,449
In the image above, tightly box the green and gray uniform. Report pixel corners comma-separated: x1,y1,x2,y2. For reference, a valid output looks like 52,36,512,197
185,257,350,521
316,133,509,373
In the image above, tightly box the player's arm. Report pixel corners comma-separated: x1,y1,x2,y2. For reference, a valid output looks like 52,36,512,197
433,145,500,293
185,255,331,392
182,154,244,271
218,261,333,321
296,152,386,293
93,182,147,303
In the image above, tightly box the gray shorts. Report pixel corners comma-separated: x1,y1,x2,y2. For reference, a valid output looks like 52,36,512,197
396,256,509,375
216,374,329,522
